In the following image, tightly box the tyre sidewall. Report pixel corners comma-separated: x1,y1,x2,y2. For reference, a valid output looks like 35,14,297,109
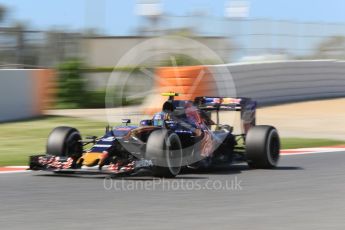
246,125,280,168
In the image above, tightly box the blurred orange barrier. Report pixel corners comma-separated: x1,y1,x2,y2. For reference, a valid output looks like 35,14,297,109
143,66,216,114
157,77,197,86
158,85,214,94
33,69,56,116
157,66,210,79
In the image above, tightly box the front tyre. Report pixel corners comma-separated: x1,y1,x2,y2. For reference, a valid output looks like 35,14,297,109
46,126,83,158
146,130,183,178
246,125,280,169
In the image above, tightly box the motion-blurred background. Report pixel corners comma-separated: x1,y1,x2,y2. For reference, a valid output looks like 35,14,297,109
1,0,345,66
0,0,344,165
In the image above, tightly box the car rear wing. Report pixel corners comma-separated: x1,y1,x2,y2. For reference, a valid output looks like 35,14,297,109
194,97,256,111
194,96,257,134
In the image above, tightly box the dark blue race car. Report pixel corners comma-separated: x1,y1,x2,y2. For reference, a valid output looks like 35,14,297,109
29,93,280,177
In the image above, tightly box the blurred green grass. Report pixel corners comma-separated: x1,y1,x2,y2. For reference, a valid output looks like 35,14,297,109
0,116,343,166
0,116,107,166
281,138,344,149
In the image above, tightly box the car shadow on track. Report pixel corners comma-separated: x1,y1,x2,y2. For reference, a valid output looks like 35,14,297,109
34,173,210,180
271,166,304,170
33,173,108,179
181,166,242,175
32,165,303,180
182,164,303,174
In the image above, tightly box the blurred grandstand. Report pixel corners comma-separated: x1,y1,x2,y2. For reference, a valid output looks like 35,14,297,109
0,11,344,68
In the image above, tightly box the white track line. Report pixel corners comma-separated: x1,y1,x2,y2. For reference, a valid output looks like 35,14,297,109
0,166,30,174
281,147,345,156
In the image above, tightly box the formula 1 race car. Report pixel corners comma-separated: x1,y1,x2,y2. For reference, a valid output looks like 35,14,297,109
29,93,280,177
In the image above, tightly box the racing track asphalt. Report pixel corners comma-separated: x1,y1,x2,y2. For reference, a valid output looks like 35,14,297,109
1,151,345,230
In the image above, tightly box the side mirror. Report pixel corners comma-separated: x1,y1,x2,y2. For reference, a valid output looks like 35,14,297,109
140,119,152,126
122,119,131,126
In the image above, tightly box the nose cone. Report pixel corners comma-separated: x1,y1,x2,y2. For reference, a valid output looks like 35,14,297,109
80,152,102,166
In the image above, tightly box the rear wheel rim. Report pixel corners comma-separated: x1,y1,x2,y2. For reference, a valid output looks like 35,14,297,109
267,130,280,166
165,134,183,176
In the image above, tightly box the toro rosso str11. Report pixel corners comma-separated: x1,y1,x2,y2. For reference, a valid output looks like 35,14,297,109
29,93,280,177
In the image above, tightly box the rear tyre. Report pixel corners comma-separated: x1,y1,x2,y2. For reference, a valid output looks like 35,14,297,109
146,129,183,178
246,125,280,169
46,126,83,158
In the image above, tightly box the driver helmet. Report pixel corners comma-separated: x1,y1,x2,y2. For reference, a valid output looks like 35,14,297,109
152,112,170,127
